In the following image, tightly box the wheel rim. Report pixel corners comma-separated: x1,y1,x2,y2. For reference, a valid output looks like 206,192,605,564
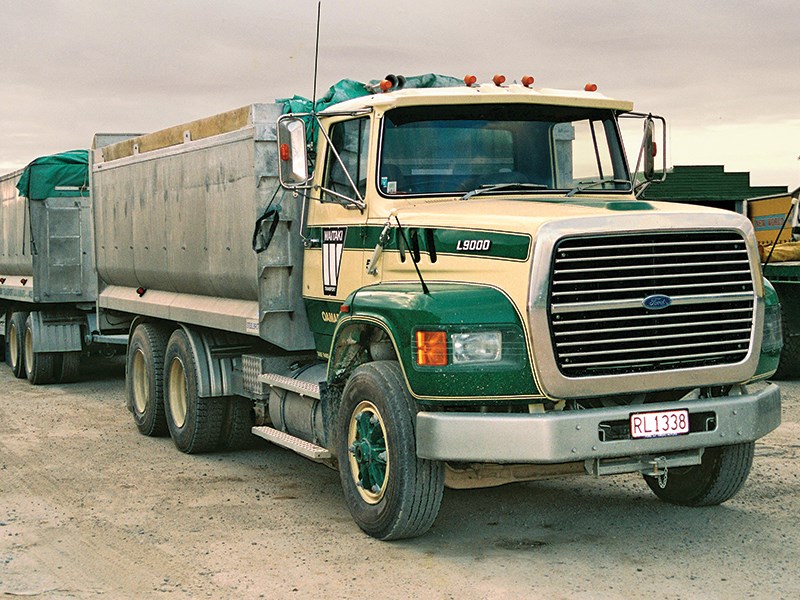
168,356,187,428
9,322,19,369
131,349,148,415
24,326,33,375
347,400,389,504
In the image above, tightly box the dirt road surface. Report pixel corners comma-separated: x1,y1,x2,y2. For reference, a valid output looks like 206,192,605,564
1,358,798,599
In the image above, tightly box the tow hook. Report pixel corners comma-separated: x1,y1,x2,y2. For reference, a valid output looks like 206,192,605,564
649,456,669,488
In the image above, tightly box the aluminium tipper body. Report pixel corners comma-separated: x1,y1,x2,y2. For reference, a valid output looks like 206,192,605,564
91,103,313,351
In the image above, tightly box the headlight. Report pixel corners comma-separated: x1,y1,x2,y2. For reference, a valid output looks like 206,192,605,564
762,302,783,354
451,331,502,364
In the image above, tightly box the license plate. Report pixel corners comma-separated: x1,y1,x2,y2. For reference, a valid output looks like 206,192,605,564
630,409,689,439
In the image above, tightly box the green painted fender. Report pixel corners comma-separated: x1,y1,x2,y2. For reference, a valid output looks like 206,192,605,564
329,283,540,403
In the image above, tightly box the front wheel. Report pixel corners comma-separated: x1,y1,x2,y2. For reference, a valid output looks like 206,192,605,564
336,361,444,540
643,442,754,506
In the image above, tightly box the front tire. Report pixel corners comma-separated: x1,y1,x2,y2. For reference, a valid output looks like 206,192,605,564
644,442,754,506
163,329,225,454
336,361,444,540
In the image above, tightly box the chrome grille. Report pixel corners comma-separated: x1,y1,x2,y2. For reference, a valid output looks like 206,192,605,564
549,230,755,377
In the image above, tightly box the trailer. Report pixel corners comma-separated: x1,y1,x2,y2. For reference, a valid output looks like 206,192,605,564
0,145,135,384
1,151,96,383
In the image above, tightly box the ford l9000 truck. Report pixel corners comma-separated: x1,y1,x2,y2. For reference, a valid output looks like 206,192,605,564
11,74,783,540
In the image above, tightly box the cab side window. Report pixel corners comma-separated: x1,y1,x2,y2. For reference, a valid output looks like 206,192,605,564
324,117,369,202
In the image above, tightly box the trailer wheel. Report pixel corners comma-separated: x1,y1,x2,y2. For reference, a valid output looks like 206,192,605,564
336,361,444,540
7,312,28,378
164,329,226,454
57,352,82,384
24,314,57,385
127,323,171,436
218,396,256,451
643,442,754,506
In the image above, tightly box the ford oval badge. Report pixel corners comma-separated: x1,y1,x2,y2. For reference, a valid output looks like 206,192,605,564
642,294,672,310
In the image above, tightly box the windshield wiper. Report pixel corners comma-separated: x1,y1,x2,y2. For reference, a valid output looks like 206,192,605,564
565,179,632,197
460,182,548,201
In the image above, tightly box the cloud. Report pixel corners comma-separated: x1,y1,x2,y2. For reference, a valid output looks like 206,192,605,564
1,0,797,186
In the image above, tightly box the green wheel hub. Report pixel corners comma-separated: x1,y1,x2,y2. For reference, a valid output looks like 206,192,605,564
347,400,389,504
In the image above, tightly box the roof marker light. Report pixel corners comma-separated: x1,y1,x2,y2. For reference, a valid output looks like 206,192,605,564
521,75,535,88
378,74,406,93
493,74,506,86
464,74,477,87
584,83,598,92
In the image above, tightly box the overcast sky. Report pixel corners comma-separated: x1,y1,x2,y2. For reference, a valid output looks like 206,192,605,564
2,0,798,188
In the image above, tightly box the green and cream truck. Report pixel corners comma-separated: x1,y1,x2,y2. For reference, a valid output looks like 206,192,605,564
72,75,783,539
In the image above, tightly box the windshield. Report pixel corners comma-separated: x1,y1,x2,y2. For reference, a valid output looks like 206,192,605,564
378,103,630,197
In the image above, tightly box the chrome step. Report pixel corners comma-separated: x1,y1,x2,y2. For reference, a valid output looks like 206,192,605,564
252,426,331,461
258,372,321,399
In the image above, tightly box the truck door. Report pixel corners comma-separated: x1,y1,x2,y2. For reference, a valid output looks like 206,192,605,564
303,116,370,353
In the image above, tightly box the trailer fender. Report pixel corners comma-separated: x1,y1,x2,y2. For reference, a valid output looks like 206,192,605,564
28,311,83,353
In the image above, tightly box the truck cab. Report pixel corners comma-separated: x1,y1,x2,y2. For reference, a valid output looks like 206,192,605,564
276,78,782,539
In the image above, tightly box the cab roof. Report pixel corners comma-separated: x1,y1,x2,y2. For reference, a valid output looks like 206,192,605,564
323,83,634,114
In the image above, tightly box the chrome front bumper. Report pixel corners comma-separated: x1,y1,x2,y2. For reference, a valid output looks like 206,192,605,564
416,383,781,464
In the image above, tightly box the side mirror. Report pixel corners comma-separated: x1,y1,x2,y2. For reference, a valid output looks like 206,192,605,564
643,118,656,180
277,116,309,187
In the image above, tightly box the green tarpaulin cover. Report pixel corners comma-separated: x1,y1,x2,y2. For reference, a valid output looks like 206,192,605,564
279,74,463,142
16,149,89,200
279,73,463,114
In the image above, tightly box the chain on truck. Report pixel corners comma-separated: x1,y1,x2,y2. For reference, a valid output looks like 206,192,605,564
1,74,782,540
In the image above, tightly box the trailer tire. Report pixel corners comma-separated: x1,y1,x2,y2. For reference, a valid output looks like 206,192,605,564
164,329,226,454
218,396,256,451
643,441,754,506
57,352,82,384
336,361,444,540
7,312,28,378
24,314,57,385
127,323,171,437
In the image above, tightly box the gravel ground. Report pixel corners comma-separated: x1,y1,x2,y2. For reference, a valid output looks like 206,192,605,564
1,357,798,600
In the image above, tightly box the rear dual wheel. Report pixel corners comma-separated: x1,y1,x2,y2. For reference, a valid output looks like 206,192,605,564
57,352,82,384
127,323,171,437
7,312,28,378
127,324,254,452
163,329,226,454
24,314,58,385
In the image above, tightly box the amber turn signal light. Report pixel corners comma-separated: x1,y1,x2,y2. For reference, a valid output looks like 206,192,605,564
416,331,448,366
